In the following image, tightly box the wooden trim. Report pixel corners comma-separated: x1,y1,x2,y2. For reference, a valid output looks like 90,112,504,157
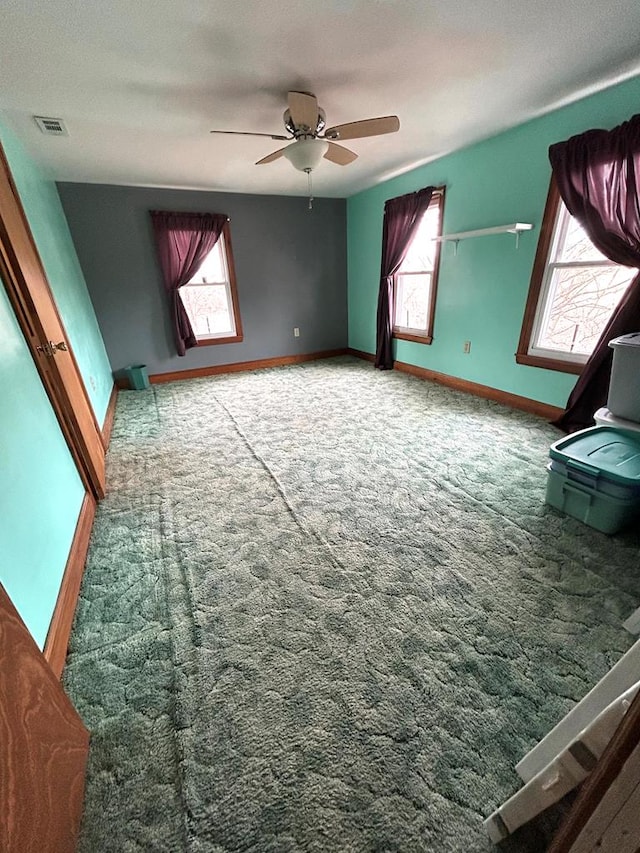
514,178,586,376
348,347,375,363
516,177,561,364
196,333,244,347
393,331,433,345
426,186,444,338
515,352,583,375
394,360,564,419
346,348,564,420
391,186,445,345
183,221,244,349
0,224,98,498
515,179,626,376
148,348,349,384
549,688,640,853
223,220,243,341
43,493,96,679
101,384,118,450
0,142,105,499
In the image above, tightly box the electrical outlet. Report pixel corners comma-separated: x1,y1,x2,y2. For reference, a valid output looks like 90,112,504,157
294,327,300,337
463,341,471,354
89,375,97,391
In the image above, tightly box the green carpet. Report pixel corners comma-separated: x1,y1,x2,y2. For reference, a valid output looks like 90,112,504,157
63,356,640,852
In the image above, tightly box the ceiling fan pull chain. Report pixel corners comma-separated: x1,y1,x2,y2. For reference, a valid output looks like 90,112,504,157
307,169,313,210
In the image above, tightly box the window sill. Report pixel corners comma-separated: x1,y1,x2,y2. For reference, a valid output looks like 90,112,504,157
393,331,433,345
515,352,583,375
196,334,244,347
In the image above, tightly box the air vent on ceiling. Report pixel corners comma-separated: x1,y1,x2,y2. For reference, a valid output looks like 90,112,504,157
34,116,68,136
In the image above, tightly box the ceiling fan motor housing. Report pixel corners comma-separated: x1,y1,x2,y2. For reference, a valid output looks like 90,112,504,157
283,107,326,137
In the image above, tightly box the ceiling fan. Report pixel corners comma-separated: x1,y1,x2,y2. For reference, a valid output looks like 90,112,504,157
211,91,399,206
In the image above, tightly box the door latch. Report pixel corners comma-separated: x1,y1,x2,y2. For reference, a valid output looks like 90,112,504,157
36,340,68,357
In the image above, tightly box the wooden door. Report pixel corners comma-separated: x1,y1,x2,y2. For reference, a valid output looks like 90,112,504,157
0,143,105,499
0,583,89,853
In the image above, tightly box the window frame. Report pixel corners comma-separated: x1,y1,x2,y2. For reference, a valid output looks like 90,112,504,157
392,186,445,346
180,221,244,347
516,180,635,374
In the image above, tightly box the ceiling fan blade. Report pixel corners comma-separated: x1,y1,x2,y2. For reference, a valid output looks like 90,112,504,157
210,130,290,140
255,146,289,165
323,142,358,166
288,91,319,131
324,115,400,141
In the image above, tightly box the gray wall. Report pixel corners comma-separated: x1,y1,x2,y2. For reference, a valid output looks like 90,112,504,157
57,183,347,376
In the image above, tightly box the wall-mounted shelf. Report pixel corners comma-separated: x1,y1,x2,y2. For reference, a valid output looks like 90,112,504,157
433,222,533,253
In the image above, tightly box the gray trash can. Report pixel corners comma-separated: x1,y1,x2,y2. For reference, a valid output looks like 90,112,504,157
125,364,150,390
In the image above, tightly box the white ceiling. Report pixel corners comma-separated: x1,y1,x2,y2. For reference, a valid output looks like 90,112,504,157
1,0,639,198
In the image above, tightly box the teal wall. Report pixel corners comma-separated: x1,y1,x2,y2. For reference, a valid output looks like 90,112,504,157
0,121,112,424
347,74,640,408
0,282,85,649
0,120,111,648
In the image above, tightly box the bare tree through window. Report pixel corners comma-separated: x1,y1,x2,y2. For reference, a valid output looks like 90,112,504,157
178,225,243,344
521,192,636,370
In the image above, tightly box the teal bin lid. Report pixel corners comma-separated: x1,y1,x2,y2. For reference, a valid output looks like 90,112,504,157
549,426,640,486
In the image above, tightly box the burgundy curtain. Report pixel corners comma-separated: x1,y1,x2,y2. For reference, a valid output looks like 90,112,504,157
375,187,435,369
150,211,228,356
549,114,640,432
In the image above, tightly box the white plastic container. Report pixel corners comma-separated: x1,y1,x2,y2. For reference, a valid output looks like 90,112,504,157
594,407,640,436
607,332,640,423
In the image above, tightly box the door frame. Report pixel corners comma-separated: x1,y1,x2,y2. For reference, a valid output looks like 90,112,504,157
0,142,105,499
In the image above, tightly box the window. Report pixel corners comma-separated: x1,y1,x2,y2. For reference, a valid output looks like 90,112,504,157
517,181,637,373
392,188,444,345
179,222,243,345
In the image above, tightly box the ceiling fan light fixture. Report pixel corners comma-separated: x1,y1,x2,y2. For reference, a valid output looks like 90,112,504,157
283,138,329,172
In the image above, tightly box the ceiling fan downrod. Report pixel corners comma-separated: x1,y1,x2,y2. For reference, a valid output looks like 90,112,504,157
306,168,313,211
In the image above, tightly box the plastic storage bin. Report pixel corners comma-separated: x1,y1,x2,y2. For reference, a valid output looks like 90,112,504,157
546,426,640,533
125,364,150,390
607,332,640,423
545,466,639,534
